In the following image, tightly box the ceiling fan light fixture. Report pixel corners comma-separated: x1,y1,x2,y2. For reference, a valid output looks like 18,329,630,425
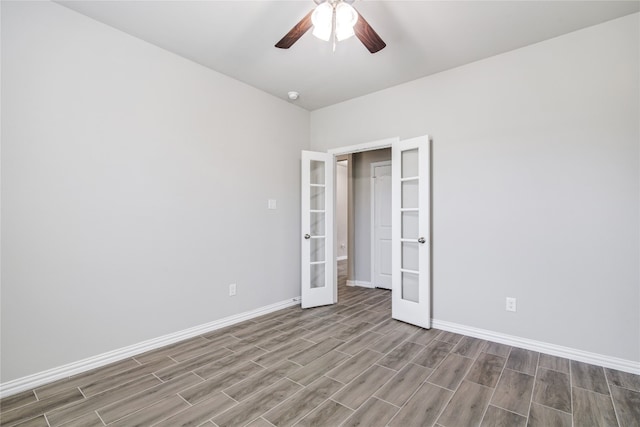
311,2,333,41
275,0,385,54
335,2,358,41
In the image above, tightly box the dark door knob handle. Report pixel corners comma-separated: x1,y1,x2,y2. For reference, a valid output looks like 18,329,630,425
304,234,311,240
418,237,426,244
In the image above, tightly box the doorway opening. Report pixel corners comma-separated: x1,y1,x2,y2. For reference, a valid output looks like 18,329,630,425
335,149,392,292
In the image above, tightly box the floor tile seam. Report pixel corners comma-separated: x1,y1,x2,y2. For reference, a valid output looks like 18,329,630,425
0,394,39,414
451,340,484,360
175,392,193,408
259,381,341,426
234,326,287,342
477,348,509,425
95,372,203,418
571,383,612,397
114,393,185,427
603,368,623,427
42,398,97,427
208,379,296,425
371,333,413,356
569,359,575,427
2,413,38,427
338,398,401,427
384,377,442,426
4,390,86,426
219,371,290,403
256,416,277,427
525,350,540,426
263,337,316,356
31,382,72,402
80,361,179,397
219,390,238,406
158,349,236,376
170,347,231,363
321,355,397,412
431,383,459,427
536,364,570,376
0,407,14,418
412,375,459,396
354,363,412,411
132,356,146,364
333,348,353,358
249,344,269,354
59,359,142,390
531,400,574,416
370,394,403,410
500,366,533,378
426,349,477,391
99,393,163,426
374,361,401,372
489,402,529,418
3,413,41,427
607,382,640,394
415,344,455,382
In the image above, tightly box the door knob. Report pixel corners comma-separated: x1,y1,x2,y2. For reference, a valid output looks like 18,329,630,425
418,237,426,244
304,234,311,239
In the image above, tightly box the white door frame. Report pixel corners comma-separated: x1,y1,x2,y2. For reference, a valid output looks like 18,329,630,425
328,137,398,296
370,160,392,290
327,137,398,156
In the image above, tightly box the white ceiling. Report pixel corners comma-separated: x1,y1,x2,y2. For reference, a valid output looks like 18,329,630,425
57,0,639,110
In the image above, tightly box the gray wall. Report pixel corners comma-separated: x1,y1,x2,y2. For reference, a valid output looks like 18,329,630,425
311,14,640,362
1,1,309,382
352,149,391,284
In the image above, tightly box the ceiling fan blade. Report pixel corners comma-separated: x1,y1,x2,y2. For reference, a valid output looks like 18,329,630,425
275,10,314,49
354,13,386,54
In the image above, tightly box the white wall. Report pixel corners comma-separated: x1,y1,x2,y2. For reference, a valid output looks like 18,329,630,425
352,149,391,283
311,14,640,363
1,1,309,382
336,161,348,259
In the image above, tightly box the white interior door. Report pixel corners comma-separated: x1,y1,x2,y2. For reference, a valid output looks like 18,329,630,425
372,162,392,290
392,136,431,328
301,151,335,309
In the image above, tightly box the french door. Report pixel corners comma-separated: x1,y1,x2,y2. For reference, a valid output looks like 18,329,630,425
392,136,431,328
300,151,335,308
300,136,430,328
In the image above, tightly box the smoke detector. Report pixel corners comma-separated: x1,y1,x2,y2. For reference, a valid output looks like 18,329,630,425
287,91,300,101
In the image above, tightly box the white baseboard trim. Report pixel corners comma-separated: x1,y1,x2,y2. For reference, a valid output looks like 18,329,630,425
0,297,301,398
431,319,640,375
346,280,373,288
336,256,348,261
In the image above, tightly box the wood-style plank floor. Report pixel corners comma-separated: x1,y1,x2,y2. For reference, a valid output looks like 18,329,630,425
2,263,639,426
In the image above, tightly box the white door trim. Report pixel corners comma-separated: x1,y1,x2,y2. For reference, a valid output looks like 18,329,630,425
327,137,398,156
370,160,392,290
310,137,399,303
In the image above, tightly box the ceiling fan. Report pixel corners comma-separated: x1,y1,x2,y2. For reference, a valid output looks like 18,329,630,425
275,0,386,54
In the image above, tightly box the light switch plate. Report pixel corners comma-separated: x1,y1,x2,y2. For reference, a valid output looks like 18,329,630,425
268,199,277,210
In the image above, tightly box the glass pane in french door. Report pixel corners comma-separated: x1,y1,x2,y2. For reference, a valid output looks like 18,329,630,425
401,271,419,302
401,149,419,178
310,160,326,288
401,211,418,239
